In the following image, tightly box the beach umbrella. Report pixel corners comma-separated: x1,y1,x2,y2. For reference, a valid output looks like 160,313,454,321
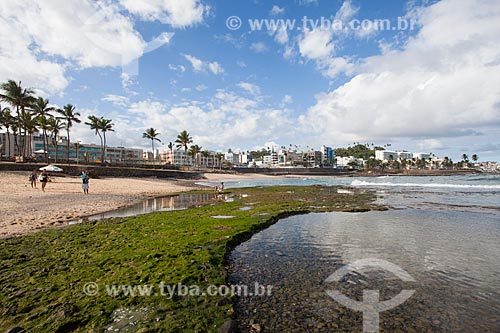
39,165,63,172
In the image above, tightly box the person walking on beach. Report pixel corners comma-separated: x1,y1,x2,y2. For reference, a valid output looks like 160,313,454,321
82,170,90,194
39,170,49,192
81,170,90,195
29,170,37,188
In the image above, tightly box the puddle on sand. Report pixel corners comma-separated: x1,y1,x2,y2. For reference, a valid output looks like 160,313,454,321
69,193,221,224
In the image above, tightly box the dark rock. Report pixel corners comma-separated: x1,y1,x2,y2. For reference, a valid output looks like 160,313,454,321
251,323,262,332
216,298,232,307
7,327,26,333
218,320,236,333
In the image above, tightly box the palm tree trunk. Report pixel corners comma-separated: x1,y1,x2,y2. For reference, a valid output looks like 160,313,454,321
67,128,70,164
42,129,47,162
13,132,18,157
151,140,154,163
103,132,107,163
54,139,58,164
6,129,11,158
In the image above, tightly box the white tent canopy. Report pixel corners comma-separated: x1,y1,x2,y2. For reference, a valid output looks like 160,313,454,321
39,165,63,172
34,149,48,154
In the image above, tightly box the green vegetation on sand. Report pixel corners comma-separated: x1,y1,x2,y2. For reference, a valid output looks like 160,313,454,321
0,186,385,332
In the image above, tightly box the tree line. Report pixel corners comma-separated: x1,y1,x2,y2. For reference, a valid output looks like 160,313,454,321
142,128,224,167
0,80,113,163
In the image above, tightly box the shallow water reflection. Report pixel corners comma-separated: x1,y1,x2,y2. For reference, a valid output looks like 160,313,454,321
71,193,219,223
229,210,500,332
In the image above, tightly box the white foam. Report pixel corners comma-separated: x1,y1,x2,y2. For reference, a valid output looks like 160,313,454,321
351,180,500,190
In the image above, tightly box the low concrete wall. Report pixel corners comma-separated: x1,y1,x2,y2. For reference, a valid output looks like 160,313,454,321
0,162,202,179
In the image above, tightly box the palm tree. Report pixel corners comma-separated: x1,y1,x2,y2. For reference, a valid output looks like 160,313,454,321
0,80,35,156
21,111,38,156
216,152,224,170
32,97,55,162
202,150,211,167
462,154,469,163
57,104,81,163
175,130,193,165
0,106,12,158
471,154,478,162
188,144,202,167
48,117,64,163
143,128,161,161
167,142,174,164
85,115,103,163
36,115,52,162
98,118,114,163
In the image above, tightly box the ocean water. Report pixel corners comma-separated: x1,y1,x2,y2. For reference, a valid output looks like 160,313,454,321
199,174,500,216
225,174,500,332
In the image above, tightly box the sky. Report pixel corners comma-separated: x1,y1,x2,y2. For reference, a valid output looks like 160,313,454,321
0,0,499,161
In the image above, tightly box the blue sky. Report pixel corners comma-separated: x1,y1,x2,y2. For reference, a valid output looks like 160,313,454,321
1,0,499,161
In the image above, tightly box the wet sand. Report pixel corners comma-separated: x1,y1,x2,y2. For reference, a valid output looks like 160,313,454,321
0,171,196,238
0,171,279,238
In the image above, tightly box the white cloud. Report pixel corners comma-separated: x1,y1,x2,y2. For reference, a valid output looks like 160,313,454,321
274,27,289,45
195,84,208,91
299,0,500,144
102,94,130,108
184,54,224,75
120,0,209,28
208,62,224,75
298,0,318,5
417,139,444,151
237,82,261,96
0,0,173,94
321,57,355,78
297,20,355,78
169,64,186,72
250,42,268,53
184,54,205,72
237,60,247,68
334,1,359,22
116,90,294,149
283,45,295,59
298,29,334,60
270,5,285,16
281,95,293,105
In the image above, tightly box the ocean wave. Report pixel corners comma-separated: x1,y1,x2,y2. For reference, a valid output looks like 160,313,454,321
351,180,500,190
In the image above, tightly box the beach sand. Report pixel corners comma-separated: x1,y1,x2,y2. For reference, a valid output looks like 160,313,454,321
0,171,197,238
0,171,280,238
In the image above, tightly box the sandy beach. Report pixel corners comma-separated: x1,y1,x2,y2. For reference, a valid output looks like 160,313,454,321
0,171,200,238
0,171,278,238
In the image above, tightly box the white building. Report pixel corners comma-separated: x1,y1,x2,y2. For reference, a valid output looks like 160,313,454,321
413,152,431,160
336,156,364,167
225,150,240,165
375,150,398,161
397,151,413,160
321,145,336,165
161,149,193,165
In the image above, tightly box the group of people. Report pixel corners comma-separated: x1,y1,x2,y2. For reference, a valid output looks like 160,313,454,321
29,170,49,192
214,182,224,194
28,169,90,194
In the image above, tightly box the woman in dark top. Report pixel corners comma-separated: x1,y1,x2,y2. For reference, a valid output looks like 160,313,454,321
40,170,49,192
29,170,37,188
